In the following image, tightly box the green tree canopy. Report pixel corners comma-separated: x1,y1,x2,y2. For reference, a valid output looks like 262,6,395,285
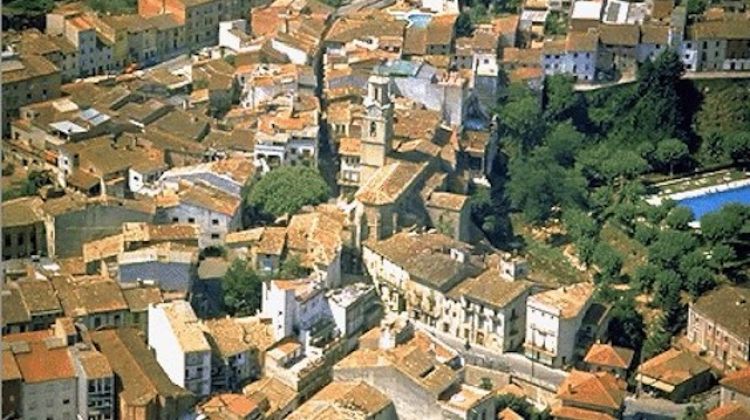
222,259,263,316
653,138,690,175
665,206,694,230
608,294,645,350
247,166,330,218
456,11,474,37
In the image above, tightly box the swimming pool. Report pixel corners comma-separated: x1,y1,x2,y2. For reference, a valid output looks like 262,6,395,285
677,184,750,220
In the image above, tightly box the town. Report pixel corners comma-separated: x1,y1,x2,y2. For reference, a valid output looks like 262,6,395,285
1,0,749,418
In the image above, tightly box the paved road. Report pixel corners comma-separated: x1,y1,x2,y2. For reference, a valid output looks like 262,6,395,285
415,323,567,390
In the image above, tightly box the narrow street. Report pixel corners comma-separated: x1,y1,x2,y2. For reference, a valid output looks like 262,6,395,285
415,323,568,390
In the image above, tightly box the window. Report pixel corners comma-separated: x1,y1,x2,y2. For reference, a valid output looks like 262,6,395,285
211,219,219,225
172,217,179,223
63,399,70,405
211,233,220,239
188,217,196,223
4,234,10,247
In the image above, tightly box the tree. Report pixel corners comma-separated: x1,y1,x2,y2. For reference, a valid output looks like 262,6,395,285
608,295,645,350
634,223,659,246
496,84,545,155
456,11,474,37
643,316,672,359
543,76,585,124
509,152,587,225
545,121,585,168
576,236,598,266
247,166,329,218
469,186,513,246
479,377,494,391
644,199,676,225
653,270,684,332
665,206,694,230
563,209,599,242
633,263,660,292
686,266,716,298
222,259,263,316
654,138,690,175
710,243,736,274
648,230,698,270
724,131,750,163
700,204,748,243
593,242,623,280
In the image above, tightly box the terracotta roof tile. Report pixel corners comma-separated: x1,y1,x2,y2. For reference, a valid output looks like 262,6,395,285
556,370,626,411
707,403,750,420
584,343,635,370
4,331,76,383
720,366,750,396
637,348,711,387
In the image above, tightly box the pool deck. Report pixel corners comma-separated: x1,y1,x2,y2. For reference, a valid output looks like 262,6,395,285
646,177,750,206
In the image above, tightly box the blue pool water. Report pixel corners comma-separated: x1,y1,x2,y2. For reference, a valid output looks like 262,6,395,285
408,13,432,28
677,185,750,220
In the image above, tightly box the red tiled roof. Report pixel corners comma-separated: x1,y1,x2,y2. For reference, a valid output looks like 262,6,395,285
720,366,750,396
584,343,635,370
4,331,76,383
707,403,750,420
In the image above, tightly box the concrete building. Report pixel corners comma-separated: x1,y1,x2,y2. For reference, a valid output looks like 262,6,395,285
334,325,494,420
719,367,750,410
253,95,321,173
287,380,397,419
262,278,331,342
4,331,78,420
687,285,750,370
442,257,533,353
542,30,599,82
71,346,116,420
148,300,212,396
326,282,383,351
90,328,195,420
1,278,63,334
1,197,54,261
1,50,62,134
219,19,259,53
551,370,627,419
46,11,113,77
681,16,750,72
51,275,130,331
15,30,80,82
118,242,198,295
201,316,275,392
583,343,635,378
636,348,714,402
362,232,483,326
155,182,242,248
524,282,595,368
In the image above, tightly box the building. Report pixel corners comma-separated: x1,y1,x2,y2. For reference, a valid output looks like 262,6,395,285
551,370,627,420
15,29,80,82
90,328,195,420
139,0,220,50
681,16,750,72
201,316,275,392
636,348,714,402
584,343,635,378
242,376,298,419
287,380,397,419
524,282,595,368
252,95,321,173
155,182,242,248
4,331,78,420
118,242,198,295
71,345,117,420
148,300,212,396
1,50,62,133
1,197,54,261
362,232,482,325
2,349,23,419
334,325,495,420
719,366,750,410
51,275,131,330
542,30,599,82
598,24,641,76
326,282,384,351
45,10,113,77
442,257,532,353
2,277,64,334
262,278,331,342
707,403,750,420
197,392,267,419
687,285,750,369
